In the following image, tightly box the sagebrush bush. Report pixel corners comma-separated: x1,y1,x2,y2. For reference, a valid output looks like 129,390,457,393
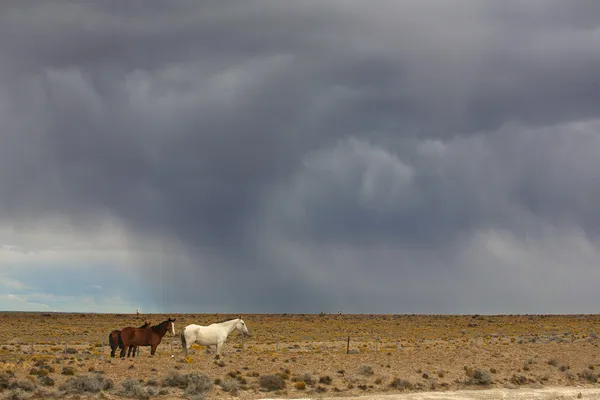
0,372,14,390
359,365,374,376
259,375,285,392
292,373,315,385
162,371,188,388
220,378,239,394
64,374,113,393
319,375,332,385
120,379,146,399
4,389,29,400
581,369,598,383
162,371,212,396
465,368,491,385
390,378,413,390
510,374,528,386
184,373,213,396
37,375,54,387
10,381,36,392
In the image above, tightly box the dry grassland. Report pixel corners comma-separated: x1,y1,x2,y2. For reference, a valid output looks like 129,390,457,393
1,313,600,399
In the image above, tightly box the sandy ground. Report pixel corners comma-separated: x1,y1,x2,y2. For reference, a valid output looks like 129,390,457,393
263,387,600,399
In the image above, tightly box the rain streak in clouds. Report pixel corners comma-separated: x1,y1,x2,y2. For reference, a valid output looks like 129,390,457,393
1,1,600,313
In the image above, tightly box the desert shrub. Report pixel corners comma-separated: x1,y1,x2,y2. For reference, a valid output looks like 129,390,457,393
471,369,491,385
162,371,212,396
61,366,76,376
359,365,374,376
4,389,30,400
559,365,570,372
64,374,113,393
294,381,306,390
146,386,158,397
292,373,315,385
120,379,146,398
319,375,332,385
220,378,239,394
10,381,36,392
184,373,213,397
547,358,559,366
0,372,14,390
465,368,491,385
258,375,285,391
277,371,290,380
146,378,159,387
389,378,413,390
65,348,78,354
37,376,55,387
580,369,598,383
510,374,528,386
162,371,188,388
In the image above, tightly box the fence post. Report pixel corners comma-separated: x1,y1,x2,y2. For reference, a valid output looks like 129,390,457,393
346,336,350,354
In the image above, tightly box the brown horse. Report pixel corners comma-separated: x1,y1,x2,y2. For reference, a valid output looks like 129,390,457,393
118,318,176,358
109,321,151,358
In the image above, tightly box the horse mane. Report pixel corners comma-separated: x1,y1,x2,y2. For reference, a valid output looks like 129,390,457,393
151,319,171,332
215,317,241,324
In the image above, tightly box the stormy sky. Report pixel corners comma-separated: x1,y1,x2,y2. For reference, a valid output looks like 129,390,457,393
1,1,600,313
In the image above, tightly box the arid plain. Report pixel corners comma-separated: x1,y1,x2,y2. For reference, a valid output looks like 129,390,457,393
1,313,600,399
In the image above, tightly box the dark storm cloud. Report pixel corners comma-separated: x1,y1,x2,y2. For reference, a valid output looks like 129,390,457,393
2,1,600,313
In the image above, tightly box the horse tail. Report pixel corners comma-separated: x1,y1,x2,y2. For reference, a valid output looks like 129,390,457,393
109,332,115,350
180,326,187,354
118,331,124,350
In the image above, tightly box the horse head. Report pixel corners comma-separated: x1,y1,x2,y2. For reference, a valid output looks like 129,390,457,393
236,317,250,337
168,317,176,335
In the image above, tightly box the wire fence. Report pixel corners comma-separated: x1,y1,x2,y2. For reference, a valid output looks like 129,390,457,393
0,329,594,362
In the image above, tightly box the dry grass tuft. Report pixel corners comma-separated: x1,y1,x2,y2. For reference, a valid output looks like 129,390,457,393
258,375,285,392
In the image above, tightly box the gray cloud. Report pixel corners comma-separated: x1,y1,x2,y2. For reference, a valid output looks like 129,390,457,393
1,1,600,313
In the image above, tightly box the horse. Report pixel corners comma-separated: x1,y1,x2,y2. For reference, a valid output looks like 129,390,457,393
118,318,176,358
109,321,151,358
180,316,250,358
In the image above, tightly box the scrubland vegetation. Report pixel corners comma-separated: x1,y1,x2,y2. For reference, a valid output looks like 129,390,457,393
1,313,600,399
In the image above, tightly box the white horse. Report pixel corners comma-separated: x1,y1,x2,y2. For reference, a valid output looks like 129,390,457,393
181,316,250,357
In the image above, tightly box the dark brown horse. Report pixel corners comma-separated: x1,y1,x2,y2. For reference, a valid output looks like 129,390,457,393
109,321,151,358
118,318,176,358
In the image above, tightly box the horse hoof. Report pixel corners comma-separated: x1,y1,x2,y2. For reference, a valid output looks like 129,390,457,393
215,355,220,360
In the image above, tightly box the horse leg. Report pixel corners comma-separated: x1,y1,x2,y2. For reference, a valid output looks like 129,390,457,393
151,344,157,356
215,341,224,357
131,346,136,357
